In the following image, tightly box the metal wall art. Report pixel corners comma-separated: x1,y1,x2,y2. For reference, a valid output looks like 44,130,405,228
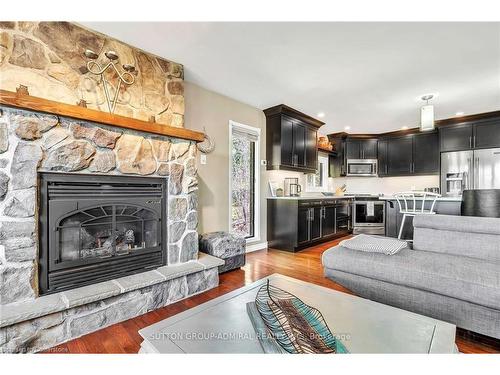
83,49,136,114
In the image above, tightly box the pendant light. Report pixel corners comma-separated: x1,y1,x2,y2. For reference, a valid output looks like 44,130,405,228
420,94,435,131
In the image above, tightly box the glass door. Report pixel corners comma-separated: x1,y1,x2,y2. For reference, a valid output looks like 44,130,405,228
230,121,260,240
51,202,161,269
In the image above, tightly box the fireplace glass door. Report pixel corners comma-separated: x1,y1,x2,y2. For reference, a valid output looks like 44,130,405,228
57,204,160,264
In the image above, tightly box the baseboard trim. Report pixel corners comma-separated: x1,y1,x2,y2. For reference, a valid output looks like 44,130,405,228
246,241,268,253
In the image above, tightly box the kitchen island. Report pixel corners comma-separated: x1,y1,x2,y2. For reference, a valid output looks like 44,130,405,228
381,196,462,239
267,196,353,252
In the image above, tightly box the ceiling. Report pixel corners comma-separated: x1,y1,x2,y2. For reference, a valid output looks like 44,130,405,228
82,22,500,134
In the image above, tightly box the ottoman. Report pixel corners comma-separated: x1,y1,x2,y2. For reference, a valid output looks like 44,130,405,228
199,232,246,273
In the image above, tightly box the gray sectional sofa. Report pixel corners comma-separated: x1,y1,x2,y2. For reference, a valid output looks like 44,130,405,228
322,214,500,339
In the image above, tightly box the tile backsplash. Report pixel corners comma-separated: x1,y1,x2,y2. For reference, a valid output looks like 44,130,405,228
266,169,440,196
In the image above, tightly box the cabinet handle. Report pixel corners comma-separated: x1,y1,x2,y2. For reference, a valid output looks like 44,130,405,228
469,136,472,149
473,135,476,148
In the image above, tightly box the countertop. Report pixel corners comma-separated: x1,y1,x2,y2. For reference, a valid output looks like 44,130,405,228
379,195,462,202
267,195,352,200
267,195,463,202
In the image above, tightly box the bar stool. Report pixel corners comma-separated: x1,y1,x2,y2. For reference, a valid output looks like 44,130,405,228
394,191,441,241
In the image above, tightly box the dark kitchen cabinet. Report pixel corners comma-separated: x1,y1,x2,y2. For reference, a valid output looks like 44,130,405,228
305,127,318,170
473,119,500,149
280,117,294,166
327,136,346,177
265,105,324,173
346,138,378,159
439,118,500,152
293,121,306,167
413,132,439,174
267,198,353,252
378,132,439,177
310,206,322,241
346,140,361,159
439,123,473,152
377,139,388,176
321,205,336,237
297,207,310,246
361,139,378,159
387,136,413,175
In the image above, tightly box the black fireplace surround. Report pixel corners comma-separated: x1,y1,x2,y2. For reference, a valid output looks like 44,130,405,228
38,172,167,295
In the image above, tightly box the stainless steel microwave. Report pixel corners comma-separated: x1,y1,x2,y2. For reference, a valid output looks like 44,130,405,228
346,159,378,177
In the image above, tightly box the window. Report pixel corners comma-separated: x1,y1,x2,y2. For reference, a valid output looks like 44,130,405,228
306,154,329,192
229,121,260,241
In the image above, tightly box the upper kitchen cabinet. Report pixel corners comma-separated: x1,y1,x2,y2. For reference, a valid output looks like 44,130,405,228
413,131,439,174
473,118,500,149
264,104,324,173
346,138,378,159
386,135,413,175
327,135,346,177
439,123,473,152
439,117,500,152
377,139,388,176
378,132,439,176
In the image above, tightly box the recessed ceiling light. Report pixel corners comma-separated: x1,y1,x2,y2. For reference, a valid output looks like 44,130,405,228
344,126,351,131
455,111,464,116
317,112,325,118
401,126,409,130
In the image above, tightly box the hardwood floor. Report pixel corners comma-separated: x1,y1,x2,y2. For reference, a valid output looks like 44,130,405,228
44,237,500,354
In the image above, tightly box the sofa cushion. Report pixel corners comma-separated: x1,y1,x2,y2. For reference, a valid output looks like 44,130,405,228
413,214,500,235
322,246,500,310
413,214,500,262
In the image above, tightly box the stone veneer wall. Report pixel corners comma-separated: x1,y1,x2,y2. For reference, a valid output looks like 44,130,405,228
0,106,199,304
0,106,211,353
0,22,184,127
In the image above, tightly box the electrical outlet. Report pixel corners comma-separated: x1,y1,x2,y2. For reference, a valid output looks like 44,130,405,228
200,154,207,165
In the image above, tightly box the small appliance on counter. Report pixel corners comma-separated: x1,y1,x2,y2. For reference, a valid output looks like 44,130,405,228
283,177,302,197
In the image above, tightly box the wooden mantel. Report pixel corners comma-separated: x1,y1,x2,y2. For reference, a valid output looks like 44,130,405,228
0,89,205,143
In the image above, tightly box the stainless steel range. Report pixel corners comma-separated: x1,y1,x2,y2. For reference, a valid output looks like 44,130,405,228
349,194,386,235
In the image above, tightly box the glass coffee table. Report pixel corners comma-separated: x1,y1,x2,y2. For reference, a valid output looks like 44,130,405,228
138,274,457,353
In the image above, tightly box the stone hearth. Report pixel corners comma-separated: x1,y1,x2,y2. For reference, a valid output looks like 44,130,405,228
0,106,221,353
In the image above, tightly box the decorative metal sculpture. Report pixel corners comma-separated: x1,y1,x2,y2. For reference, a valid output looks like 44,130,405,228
254,280,348,354
83,49,136,114
196,126,215,154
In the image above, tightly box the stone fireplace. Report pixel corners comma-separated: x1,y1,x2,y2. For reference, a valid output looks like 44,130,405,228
0,107,223,353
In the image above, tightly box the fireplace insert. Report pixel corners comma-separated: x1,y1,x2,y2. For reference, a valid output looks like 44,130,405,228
38,172,167,295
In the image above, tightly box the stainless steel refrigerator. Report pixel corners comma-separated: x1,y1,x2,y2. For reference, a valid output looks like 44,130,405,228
441,148,500,196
